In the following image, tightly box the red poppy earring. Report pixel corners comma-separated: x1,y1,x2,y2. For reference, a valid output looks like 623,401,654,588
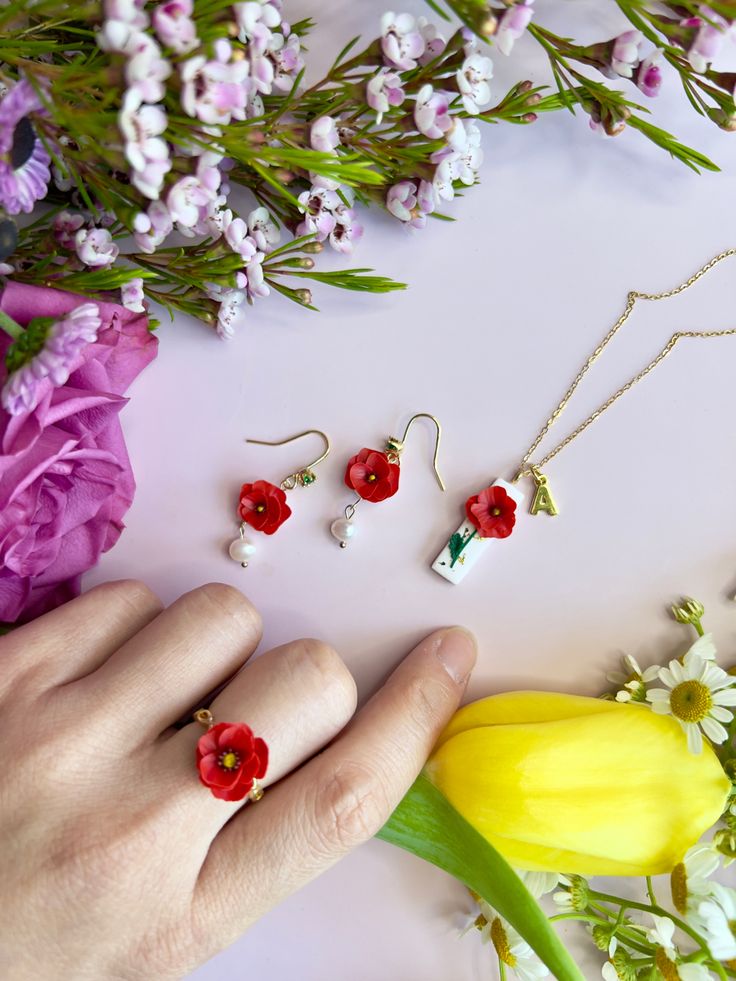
330,413,445,548
229,429,330,567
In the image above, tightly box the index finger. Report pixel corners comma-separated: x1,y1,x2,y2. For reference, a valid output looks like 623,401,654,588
193,626,477,948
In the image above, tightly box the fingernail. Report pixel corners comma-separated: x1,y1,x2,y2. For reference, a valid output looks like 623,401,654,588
434,626,477,685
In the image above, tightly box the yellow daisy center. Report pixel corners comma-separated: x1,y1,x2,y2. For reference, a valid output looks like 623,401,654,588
670,862,688,915
670,679,712,722
654,948,680,981
490,918,517,968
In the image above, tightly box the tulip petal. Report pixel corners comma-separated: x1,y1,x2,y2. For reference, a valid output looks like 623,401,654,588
426,694,729,876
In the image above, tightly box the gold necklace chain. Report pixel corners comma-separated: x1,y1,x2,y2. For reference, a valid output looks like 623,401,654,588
513,248,736,483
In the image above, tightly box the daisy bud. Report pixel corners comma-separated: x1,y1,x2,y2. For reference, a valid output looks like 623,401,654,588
295,288,312,304
713,825,736,861
671,597,705,627
425,691,730,875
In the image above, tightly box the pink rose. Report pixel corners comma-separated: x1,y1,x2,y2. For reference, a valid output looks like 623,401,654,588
0,282,157,624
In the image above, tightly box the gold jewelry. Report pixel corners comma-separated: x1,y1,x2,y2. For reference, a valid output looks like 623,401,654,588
194,708,268,802
433,249,736,584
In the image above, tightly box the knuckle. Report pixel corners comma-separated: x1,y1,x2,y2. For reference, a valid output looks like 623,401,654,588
187,582,262,633
286,638,357,718
311,760,388,855
90,578,162,615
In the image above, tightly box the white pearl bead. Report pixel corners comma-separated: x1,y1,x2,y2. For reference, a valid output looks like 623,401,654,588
229,538,256,564
330,518,355,547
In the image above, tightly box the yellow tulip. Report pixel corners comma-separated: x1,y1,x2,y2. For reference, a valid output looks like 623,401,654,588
425,691,730,876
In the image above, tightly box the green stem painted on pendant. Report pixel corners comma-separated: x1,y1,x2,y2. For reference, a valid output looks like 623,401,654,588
449,528,477,568
376,774,584,981
0,308,23,341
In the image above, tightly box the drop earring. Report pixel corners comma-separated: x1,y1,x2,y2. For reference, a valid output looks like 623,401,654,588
330,413,445,548
229,429,330,567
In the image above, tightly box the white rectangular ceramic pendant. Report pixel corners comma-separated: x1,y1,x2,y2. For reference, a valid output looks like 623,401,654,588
432,478,524,585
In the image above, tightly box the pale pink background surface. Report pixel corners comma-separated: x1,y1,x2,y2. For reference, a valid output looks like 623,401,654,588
87,1,736,977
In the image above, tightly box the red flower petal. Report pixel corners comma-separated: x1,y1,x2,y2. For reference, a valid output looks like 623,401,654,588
253,737,269,777
344,447,400,502
238,479,292,535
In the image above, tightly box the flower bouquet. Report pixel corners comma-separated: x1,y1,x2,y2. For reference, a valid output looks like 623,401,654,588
0,0,735,353
379,598,736,980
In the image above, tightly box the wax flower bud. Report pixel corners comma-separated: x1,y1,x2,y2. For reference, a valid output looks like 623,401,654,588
426,692,730,875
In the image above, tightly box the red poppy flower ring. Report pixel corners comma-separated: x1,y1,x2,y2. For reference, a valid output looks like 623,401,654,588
194,708,269,803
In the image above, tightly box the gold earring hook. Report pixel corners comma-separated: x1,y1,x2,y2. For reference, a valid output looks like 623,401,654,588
246,429,330,490
385,412,445,491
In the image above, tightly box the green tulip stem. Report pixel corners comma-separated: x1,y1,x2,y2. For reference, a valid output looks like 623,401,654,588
377,773,585,981
587,890,727,981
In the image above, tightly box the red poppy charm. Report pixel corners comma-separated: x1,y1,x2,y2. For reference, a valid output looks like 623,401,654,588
465,484,517,539
344,447,400,502
196,722,269,802
238,479,292,535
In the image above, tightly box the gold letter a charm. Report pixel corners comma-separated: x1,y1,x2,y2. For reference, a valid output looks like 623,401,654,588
529,467,559,516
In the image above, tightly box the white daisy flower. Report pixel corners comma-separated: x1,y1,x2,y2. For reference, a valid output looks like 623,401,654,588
696,882,736,960
552,874,590,913
670,843,720,916
517,870,561,899
646,653,736,753
682,632,718,664
488,916,549,980
457,893,493,943
645,913,677,952
608,653,660,702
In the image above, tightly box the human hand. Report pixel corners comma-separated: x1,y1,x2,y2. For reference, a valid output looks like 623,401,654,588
0,580,476,980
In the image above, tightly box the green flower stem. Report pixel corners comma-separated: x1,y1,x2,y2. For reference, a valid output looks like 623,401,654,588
0,309,24,341
449,529,477,569
377,774,584,981
587,890,727,981
646,876,658,905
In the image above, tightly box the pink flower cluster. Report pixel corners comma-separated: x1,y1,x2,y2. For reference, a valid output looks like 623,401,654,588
379,17,489,229
92,0,305,336
605,30,663,99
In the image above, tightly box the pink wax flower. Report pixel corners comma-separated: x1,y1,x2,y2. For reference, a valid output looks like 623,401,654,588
120,277,145,312
685,8,731,74
414,85,452,139
247,206,280,252
418,17,446,64
329,207,363,255
296,186,339,241
386,179,435,229
180,43,249,125
152,0,199,55
367,69,405,124
75,227,119,267
381,12,425,70
636,51,663,97
53,211,85,250
495,1,534,57
456,43,493,114
610,29,643,79
310,115,340,153
0,282,157,624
